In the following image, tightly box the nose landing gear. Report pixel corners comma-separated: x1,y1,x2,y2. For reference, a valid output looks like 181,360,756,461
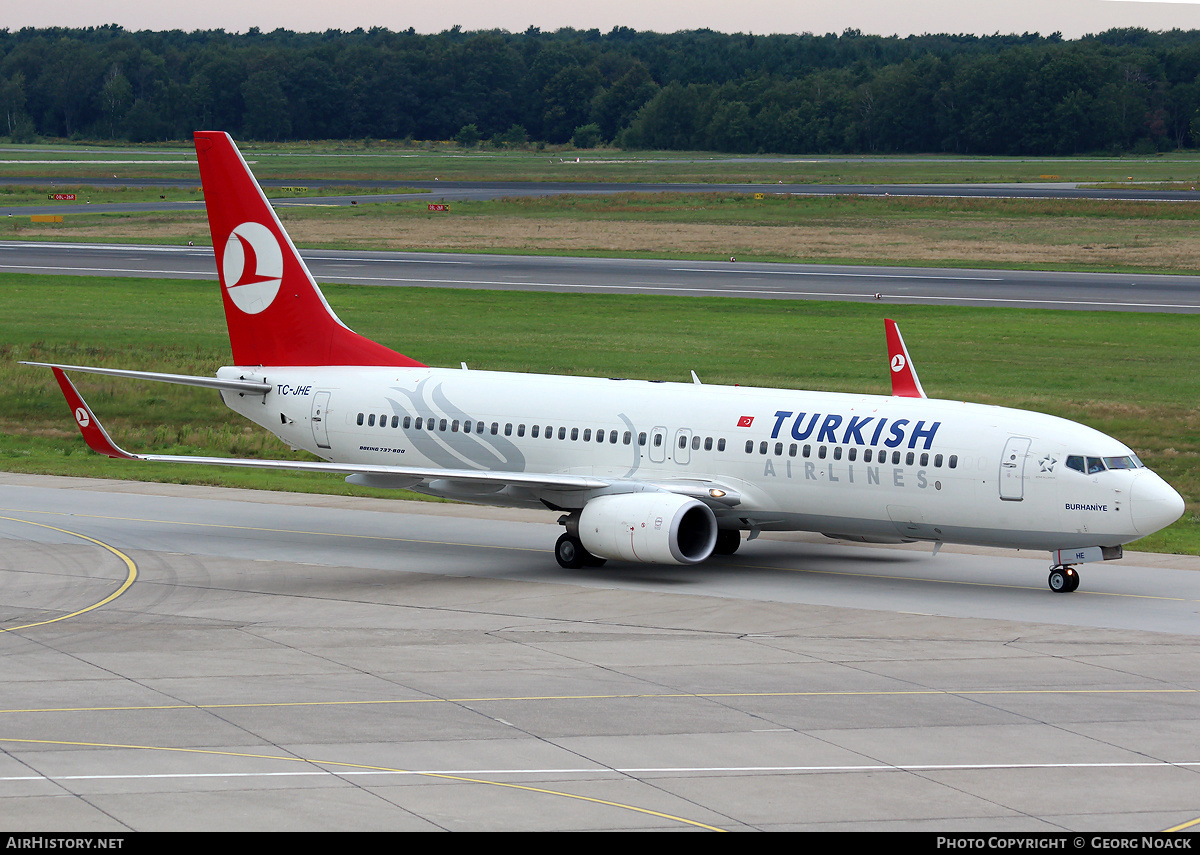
1048,565,1080,593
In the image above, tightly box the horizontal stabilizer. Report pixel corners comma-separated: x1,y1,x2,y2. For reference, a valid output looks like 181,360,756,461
25,362,271,394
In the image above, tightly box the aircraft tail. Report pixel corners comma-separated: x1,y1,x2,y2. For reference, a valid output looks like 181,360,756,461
193,131,423,368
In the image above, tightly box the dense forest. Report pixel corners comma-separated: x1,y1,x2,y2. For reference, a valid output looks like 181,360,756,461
3,25,1200,155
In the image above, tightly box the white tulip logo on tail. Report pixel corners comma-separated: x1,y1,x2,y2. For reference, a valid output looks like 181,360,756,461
222,222,283,314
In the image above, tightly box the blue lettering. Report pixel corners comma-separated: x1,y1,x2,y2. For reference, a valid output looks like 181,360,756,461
884,419,910,448
816,414,843,444
842,416,875,445
791,413,819,441
907,420,941,450
771,411,793,439
870,418,889,445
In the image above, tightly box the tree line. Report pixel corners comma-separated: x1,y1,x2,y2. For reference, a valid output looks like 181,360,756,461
2,24,1200,155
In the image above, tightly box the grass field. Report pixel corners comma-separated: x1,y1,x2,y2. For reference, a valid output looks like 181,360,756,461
0,272,1195,554
6,139,1200,185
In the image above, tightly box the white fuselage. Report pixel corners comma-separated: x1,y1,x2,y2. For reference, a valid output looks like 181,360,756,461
219,365,1181,552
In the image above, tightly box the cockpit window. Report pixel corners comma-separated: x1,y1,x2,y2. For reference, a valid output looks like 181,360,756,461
1068,453,1144,474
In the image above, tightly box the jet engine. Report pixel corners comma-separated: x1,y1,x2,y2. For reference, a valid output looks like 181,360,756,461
577,492,718,564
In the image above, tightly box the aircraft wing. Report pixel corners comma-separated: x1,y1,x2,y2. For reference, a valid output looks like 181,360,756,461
45,366,741,505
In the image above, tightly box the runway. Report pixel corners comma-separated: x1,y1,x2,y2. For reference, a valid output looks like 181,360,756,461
1,473,1197,831
4,240,1200,312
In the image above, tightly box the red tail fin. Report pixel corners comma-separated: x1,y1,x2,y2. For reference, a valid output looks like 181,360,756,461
193,131,423,368
884,318,927,399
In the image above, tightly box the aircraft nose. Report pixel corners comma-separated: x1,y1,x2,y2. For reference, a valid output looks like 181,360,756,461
1130,472,1186,536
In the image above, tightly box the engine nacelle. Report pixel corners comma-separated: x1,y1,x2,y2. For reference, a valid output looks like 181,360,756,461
578,492,718,565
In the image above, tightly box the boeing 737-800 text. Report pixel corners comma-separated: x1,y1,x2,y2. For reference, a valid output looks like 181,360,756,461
27,132,1185,593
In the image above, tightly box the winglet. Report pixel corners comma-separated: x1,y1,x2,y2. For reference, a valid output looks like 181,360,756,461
884,319,927,399
50,368,138,459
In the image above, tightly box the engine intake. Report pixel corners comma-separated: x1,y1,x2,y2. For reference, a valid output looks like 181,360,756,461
578,492,718,564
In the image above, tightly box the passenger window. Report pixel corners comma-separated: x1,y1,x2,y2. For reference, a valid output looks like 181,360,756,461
705,437,713,451
759,441,768,454
559,427,567,440
775,442,783,456
692,436,701,450
357,413,364,426
571,428,579,441
610,431,618,443
653,433,662,447
745,440,754,453
906,452,915,466
505,423,513,436
451,419,459,432
717,438,726,451
892,451,901,465
392,415,399,428
368,414,376,427
623,431,632,445
517,424,525,437
833,446,842,461
949,455,958,469
788,443,797,457
439,419,447,431
818,446,827,459
638,432,647,446
531,425,540,438
403,416,411,429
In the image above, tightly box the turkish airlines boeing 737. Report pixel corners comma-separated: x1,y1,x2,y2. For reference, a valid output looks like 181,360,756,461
27,132,1185,593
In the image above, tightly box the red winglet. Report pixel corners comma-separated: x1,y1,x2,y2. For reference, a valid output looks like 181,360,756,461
51,368,137,459
884,319,927,399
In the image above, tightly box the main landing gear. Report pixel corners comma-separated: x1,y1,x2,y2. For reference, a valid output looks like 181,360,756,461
555,532,607,569
1048,565,1080,593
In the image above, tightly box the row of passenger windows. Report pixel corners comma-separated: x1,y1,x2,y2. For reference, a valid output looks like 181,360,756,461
355,412,730,451
745,439,958,469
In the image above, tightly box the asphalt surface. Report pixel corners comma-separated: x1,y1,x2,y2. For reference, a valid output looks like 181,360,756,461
0,473,1197,831
4,240,1199,313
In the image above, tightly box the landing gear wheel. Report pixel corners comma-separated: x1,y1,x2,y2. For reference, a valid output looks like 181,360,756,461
714,529,741,555
555,533,585,569
555,533,604,569
1048,566,1080,593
